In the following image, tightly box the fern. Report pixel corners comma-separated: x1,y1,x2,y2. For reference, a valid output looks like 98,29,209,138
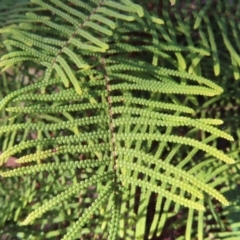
0,0,240,239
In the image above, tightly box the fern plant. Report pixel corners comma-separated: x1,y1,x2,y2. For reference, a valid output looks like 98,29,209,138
0,0,240,239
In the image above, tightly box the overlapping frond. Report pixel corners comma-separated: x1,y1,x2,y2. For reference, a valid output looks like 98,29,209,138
0,0,239,239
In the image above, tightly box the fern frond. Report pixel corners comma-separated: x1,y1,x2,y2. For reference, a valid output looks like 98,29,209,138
20,172,113,225
1,159,109,177
116,148,230,206
61,185,112,240
0,0,238,239
0,0,149,95
119,175,204,211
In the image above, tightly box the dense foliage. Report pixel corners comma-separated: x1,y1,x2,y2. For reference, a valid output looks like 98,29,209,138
0,0,240,239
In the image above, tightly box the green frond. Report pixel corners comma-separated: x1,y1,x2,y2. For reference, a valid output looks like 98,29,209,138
193,0,212,30
111,82,219,96
1,159,109,177
113,116,233,141
0,0,150,95
197,202,204,240
61,185,112,240
118,160,203,200
106,63,223,94
15,144,109,164
112,96,194,113
113,107,233,140
91,14,116,29
20,172,114,225
116,148,230,206
0,0,37,28
108,200,120,240
119,175,204,211
0,78,61,111
0,117,109,135
137,133,233,164
185,207,195,240
121,0,144,17
98,8,133,21
1,0,239,239
6,102,106,114
198,118,224,125
56,56,82,93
